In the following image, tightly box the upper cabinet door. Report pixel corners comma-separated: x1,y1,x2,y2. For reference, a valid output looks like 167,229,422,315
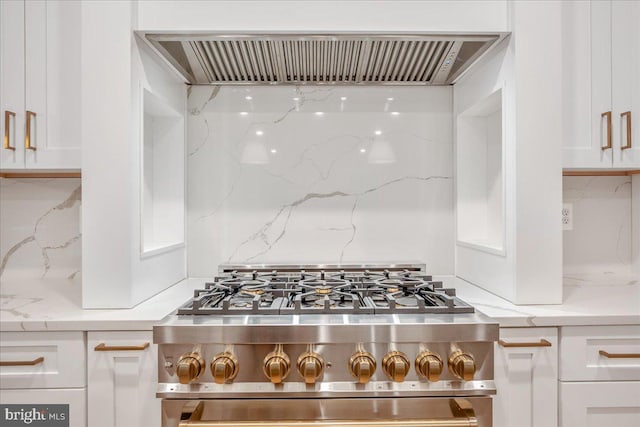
563,0,640,169
590,1,614,167
24,0,81,169
612,0,640,168
0,0,26,170
562,0,613,169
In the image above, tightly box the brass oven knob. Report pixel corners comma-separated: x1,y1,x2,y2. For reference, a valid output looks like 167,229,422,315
263,348,290,384
448,350,476,381
349,351,377,384
382,351,410,382
176,352,205,384
415,351,443,382
210,352,239,384
296,351,324,384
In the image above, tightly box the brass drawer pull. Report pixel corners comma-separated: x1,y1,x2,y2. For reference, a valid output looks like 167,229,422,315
4,110,16,150
621,111,632,150
25,110,37,150
602,111,612,150
94,342,150,351
498,339,552,348
0,356,45,366
599,350,640,359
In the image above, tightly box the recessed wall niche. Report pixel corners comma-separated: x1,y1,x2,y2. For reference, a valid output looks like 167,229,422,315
141,88,185,256
456,89,505,254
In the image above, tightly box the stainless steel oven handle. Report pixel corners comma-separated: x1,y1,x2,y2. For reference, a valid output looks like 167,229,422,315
179,399,478,427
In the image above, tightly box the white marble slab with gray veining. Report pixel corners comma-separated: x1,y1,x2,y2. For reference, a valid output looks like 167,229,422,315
0,178,82,281
187,86,455,277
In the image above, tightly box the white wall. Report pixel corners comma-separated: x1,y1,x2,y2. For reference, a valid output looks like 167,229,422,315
563,176,635,282
137,1,508,33
0,178,81,281
454,0,563,305
81,1,187,308
187,85,454,276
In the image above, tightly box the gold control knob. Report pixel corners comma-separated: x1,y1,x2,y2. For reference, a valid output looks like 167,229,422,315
415,351,443,382
382,351,411,382
448,350,476,381
176,352,205,384
296,351,324,384
349,351,377,384
263,348,290,384
210,352,239,384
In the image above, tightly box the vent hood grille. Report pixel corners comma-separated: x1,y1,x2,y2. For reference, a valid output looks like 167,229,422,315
144,34,502,85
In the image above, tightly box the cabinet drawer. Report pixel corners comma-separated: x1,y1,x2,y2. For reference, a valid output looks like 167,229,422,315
560,325,640,381
0,331,86,389
0,387,86,427
560,381,640,427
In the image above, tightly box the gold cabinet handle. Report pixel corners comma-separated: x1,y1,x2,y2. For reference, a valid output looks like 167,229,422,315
25,110,36,150
599,350,640,359
94,342,150,351
621,111,632,150
602,111,612,150
4,110,16,150
498,339,552,348
0,356,45,366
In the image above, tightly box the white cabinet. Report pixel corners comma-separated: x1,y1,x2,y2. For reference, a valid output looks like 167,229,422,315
560,382,640,427
0,0,81,171
560,325,640,381
493,327,558,427
0,332,86,427
559,325,640,427
0,331,86,389
87,331,160,427
1,388,87,427
562,0,640,169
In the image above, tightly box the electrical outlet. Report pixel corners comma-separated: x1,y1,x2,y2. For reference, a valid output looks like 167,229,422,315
562,203,573,230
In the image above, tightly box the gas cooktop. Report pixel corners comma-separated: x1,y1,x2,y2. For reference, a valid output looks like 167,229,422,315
177,264,474,315
155,263,497,418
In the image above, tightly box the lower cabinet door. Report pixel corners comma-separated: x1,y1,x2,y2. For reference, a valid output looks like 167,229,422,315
560,381,640,427
493,327,558,427
0,388,86,427
87,331,160,427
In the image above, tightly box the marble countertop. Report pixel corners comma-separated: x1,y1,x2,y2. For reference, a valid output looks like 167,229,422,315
451,275,640,327
1,275,638,332
0,278,196,332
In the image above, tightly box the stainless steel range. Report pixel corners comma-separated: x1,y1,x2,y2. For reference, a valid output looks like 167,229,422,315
155,264,498,427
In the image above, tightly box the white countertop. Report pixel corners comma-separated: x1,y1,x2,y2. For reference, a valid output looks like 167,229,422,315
451,275,640,327
0,278,196,332
1,275,638,332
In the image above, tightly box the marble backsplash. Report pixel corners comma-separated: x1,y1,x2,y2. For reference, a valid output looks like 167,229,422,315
563,176,634,281
187,85,454,276
0,178,81,281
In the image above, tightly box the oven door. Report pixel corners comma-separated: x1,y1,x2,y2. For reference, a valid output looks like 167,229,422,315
163,397,492,427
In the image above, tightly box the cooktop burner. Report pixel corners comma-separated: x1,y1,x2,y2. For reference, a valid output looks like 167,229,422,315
177,265,474,315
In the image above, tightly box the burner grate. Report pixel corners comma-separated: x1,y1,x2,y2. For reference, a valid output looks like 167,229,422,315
177,268,474,315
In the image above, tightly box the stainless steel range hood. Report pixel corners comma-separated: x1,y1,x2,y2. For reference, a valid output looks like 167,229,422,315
143,33,504,85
